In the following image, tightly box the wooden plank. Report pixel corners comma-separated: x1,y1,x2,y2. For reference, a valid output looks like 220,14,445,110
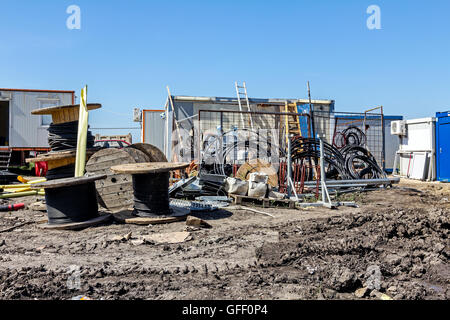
113,209,188,225
111,162,189,174
47,157,75,170
25,149,98,163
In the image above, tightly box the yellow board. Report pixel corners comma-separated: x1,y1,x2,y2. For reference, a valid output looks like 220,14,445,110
75,86,89,177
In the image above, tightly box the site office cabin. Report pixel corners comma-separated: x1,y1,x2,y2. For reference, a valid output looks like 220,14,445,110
0,88,75,167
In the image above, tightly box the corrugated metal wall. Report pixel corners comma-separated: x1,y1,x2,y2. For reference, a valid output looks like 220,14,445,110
143,110,165,152
1,90,73,148
384,120,401,171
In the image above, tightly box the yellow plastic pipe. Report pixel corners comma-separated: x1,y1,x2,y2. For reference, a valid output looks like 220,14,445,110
27,178,46,184
1,184,32,189
0,190,45,199
3,187,31,193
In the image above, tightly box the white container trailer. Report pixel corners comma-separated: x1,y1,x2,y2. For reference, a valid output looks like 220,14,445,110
392,117,436,181
0,88,74,168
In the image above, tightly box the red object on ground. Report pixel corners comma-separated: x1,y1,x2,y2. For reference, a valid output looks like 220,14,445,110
0,203,25,212
35,161,48,177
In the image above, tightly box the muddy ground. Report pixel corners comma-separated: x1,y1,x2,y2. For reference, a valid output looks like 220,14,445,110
0,179,448,300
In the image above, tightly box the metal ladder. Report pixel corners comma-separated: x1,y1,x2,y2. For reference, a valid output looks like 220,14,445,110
0,149,12,171
235,81,254,130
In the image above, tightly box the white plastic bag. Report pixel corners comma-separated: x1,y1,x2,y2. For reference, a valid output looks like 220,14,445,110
225,177,249,196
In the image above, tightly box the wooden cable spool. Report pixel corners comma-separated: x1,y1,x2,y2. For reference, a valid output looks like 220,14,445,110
85,144,165,213
85,148,144,212
235,159,279,187
31,175,111,230
128,143,168,162
27,103,102,177
110,162,190,223
31,103,101,124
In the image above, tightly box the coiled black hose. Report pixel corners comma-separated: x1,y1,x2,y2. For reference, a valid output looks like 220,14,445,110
340,145,386,179
290,137,351,180
132,172,171,217
201,130,385,182
333,126,367,149
47,121,94,152
290,137,385,180
45,164,76,181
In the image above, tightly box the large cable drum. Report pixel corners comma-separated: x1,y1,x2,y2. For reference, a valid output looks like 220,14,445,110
128,143,168,162
85,144,166,212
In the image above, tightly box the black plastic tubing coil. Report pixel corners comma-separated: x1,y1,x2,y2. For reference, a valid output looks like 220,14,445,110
47,121,95,152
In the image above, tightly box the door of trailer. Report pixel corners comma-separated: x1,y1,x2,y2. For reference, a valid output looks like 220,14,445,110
436,112,450,182
0,99,9,146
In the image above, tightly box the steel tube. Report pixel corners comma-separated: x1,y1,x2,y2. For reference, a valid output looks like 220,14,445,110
320,138,326,202
302,178,399,185
287,138,292,197
199,109,312,118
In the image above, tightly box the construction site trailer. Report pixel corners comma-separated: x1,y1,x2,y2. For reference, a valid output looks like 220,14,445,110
162,95,335,161
436,111,450,182
0,88,75,167
393,117,436,181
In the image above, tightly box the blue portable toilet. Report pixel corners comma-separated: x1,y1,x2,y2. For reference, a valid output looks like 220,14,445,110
436,111,450,182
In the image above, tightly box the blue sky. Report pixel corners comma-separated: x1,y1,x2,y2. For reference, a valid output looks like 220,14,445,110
1,0,449,142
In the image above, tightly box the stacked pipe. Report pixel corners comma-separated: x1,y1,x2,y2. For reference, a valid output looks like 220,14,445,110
47,121,94,152
290,136,386,181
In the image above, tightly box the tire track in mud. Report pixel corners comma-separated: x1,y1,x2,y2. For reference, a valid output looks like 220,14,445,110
0,186,448,299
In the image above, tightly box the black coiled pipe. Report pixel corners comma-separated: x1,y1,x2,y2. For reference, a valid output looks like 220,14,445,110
47,121,95,152
341,145,386,179
45,182,99,225
45,164,75,181
132,172,171,217
290,137,350,180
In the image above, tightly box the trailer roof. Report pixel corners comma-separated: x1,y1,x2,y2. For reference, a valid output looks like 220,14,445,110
0,88,75,94
172,95,334,106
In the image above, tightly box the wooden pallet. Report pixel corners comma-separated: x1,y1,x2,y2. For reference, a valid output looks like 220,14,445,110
230,194,296,209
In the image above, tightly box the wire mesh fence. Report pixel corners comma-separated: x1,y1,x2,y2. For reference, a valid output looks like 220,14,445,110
312,110,385,170
197,110,311,177
172,108,386,195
